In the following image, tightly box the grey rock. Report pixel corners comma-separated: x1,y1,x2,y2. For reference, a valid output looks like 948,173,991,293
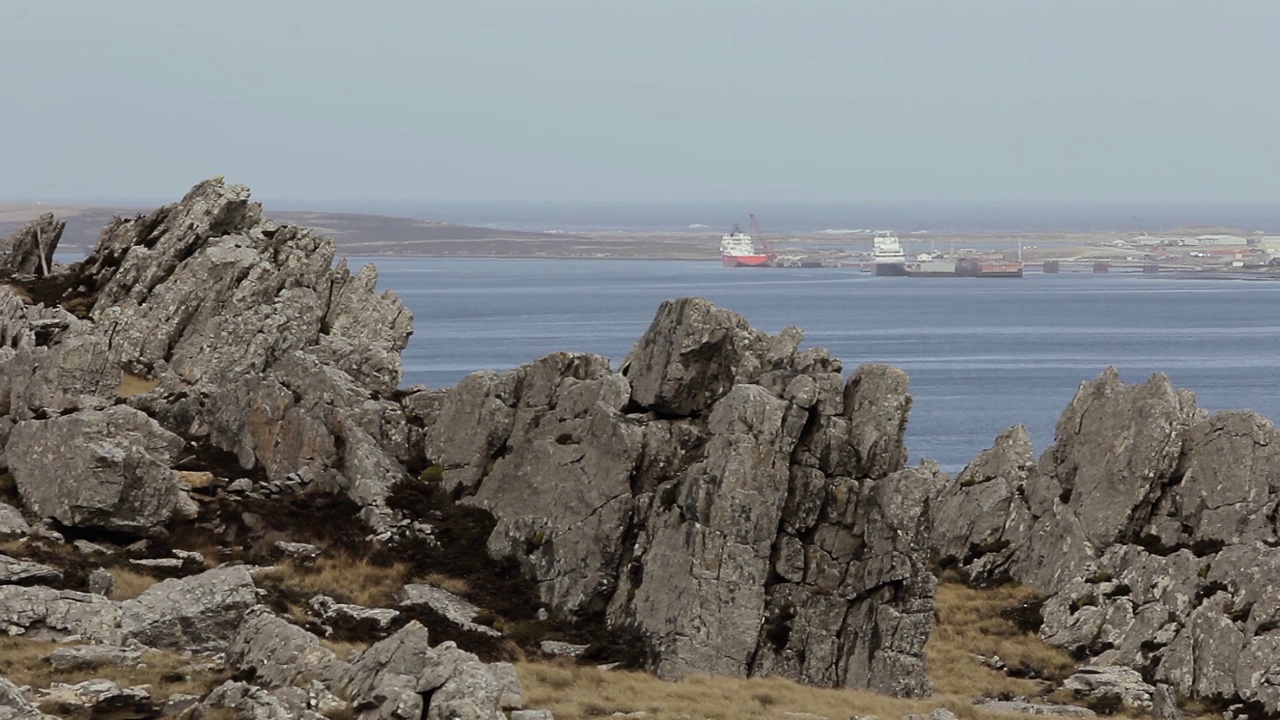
47,644,143,671
130,557,184,569
226,607,348,687
511,712,556,720
974,700,1096,716
0,675,55,720
622,296,780,416
489,661,524,710
539,640,588,658
1063,665,1155,710
308,594,399,633
1,213,63,277
119,565,257,652
1152,684,1180,720
930,424,1037,583
0,554,61,585
0,504,31,538
197,680,326,720
37,680,153,718
86,568,115,597
8,406,185,536
0,585,120,640
275,540,322,562
397,583,500,637
929,710,959,720
73,540,112,556
160,693,200,717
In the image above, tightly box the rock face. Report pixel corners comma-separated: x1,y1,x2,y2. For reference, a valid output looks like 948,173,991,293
936,369,1280,715
428,297,936,696
0,179,414,534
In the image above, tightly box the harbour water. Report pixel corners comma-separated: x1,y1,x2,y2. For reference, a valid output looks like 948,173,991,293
369,258,1280,472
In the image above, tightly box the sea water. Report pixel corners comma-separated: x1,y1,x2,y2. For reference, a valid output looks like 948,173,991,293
367,258,1280,472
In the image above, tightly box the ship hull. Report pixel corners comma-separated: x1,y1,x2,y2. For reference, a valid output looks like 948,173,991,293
722,254,771,267
873,262,908,276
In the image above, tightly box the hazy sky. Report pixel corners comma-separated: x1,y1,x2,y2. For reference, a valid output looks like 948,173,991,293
3,1,1277,204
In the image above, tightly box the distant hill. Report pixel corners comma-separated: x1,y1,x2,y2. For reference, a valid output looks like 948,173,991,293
0,203,575,258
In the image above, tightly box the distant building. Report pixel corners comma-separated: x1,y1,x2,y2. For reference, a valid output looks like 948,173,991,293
1256,236,1280,251
1183,234,1248,247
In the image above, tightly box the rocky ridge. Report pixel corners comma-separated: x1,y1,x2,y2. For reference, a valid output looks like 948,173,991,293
933,369,1280,718
0,180,940,718
0,177,1264,719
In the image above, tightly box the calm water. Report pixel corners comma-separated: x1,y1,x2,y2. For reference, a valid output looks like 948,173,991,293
364,258,1280,472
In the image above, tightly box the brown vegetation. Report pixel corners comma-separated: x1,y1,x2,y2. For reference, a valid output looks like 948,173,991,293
255,554,408,608
0,637,229,702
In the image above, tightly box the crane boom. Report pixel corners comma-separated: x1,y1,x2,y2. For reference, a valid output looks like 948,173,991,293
748,213,776,260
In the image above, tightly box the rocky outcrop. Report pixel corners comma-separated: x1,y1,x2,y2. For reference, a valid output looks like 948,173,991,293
8,406,191,536
938,369,1280,716
0,213,64,278
427,297,936,696
0,178,413,536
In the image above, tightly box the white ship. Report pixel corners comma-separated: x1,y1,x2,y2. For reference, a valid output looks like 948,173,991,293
872,231,907,276
720,225,770,267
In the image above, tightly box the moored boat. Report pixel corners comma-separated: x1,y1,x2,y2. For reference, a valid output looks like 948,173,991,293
720,225,770,267
872,231,907,276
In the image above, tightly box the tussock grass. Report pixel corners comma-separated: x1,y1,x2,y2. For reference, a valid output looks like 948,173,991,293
0,636,228,699
109,567,163,600
421,572,470,596
518,660,1017,720
257,554,408,607
927,582,1076,699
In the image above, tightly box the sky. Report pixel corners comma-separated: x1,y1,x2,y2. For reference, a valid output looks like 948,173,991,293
2,1,1277,204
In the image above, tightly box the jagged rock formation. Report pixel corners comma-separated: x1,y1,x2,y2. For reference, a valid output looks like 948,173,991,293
934,368,1280,717
422,297,937,696
0,213,64,277
0,180,944,715
0,178,414,532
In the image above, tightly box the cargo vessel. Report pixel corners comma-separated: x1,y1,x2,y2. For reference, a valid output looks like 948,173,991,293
720,225,770,267
872,231,907,276
905,255,959,277
956,257,1024,278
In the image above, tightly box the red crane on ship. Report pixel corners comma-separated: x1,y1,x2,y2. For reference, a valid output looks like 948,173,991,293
748,213,777,263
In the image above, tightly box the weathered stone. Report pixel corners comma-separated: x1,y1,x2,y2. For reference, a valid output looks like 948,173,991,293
489,661,524,710
197,680,326,720
8,406,185,536
275,540,322,562
0,585,120,640
510,711,556,720
1,213,64,277
397,584,500,637
118,565,257,652
37,680,153,718
539,641,588,658
0,504,31,538
974,700,1096,717
86,568,115,597
0,554,61,586
0,675,55,720
226,607,347,687
1151,684,1180,720
1064,665,1154,710
309,594,399,633
47,644,143,671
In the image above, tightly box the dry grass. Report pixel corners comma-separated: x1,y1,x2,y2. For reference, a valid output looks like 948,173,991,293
0,636,228,699
257,554,408,607
117,371,158,399
926,582,1077,699
520,660,1025,720
108,567,164,600
421,572,471,596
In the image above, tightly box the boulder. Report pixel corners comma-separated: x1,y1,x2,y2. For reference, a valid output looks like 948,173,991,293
0,555,61,586
0,585,120,640
118,565,257,652
46,644,144,671
37,680,153,719
195,680,326,720
0,675,55,720
226,607,348,687
8,406,187,536
397,584,501,637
